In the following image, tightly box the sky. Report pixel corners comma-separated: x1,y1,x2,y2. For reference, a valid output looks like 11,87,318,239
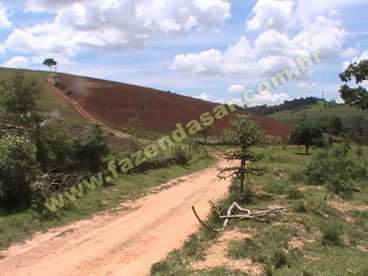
0,0,367,107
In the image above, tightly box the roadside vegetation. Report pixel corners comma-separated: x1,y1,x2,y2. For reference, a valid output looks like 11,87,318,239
152,69,368,275
151,144,368,275
0,71,215,249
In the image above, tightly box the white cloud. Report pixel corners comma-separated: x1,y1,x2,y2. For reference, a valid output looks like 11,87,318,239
9,0,231,56
0,2,11,28
196,91,212,101
296,0,366,25
341,47,359,59
3,56,30,68
173,14,346,76
297,81,317,91
227,84,245,93
342,49,368,70
25,0,86,12
292,16,347,57
244,90,290,107
246,0,295,31
172,36,257,75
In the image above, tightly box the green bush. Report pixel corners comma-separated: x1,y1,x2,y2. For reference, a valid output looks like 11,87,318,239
321,222,343,246
287,187,304,200
0,135,38,206
35,120,74,170
304,144,367,195
74,125,109,171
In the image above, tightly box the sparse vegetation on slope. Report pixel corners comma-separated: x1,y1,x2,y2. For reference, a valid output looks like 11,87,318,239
151,145,368,275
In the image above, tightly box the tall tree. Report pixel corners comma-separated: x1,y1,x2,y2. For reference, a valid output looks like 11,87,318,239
218,115,265,200
339,60,368,110
43,58,57,73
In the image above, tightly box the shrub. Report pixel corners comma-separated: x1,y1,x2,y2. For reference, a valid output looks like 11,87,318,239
74,125,109,171
35,120,74,170
356,145,363,157
304,144,367,195
272,249,288,269
0,71,40,123
321,222,343,246
171,145,192,166
287,187,304,200
0,135,38,206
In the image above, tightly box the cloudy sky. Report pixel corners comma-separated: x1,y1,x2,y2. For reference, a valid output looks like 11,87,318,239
0,0,367,106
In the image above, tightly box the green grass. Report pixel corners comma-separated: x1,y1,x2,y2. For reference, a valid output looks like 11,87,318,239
269,102,366,126
151,145,368,275
0,67,87,125
0,150,215,249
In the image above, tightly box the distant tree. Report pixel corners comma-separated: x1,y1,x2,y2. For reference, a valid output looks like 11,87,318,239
43,58,57,73
290,119,323,155
0,71,40,123
218,115,265,200
339,60,368,110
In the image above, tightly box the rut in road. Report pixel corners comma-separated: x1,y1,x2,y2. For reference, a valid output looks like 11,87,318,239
0,158,235,276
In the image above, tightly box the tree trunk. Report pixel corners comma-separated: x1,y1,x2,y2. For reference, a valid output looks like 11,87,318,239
305,145,310,155
240,146,246,198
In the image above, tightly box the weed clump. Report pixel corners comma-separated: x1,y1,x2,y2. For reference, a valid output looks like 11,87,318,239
320,222,343,246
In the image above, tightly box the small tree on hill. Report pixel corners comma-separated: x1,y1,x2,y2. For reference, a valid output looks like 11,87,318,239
0,71,40,123
43,58,57,73
290,120,323,155
339,60,368,110
218,115,265,201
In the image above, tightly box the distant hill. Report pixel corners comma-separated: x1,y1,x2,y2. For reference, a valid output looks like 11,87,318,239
248,97,367,126
0,68,290,137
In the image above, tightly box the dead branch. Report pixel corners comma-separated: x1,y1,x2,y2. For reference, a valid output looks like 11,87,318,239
221,202,287,228
0,123,32,133
192,206,220,232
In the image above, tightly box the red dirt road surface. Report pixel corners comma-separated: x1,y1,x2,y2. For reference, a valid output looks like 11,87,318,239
0,159,235,276
55,73,290,137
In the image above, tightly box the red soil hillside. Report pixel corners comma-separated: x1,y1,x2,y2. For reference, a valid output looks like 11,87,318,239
54,73,290,137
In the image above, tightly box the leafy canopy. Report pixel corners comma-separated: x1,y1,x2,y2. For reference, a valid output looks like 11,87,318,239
339,60,368,110
290,119,323,155
228,114,263,148
0,71,40,122
43,58,57,68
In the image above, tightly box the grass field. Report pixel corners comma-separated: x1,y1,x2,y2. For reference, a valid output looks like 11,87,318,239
151,145,368,275
0,148,215,249
268,101,367,126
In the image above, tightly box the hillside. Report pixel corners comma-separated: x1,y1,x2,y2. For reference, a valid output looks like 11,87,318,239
0,68,88,126
268,101,366,126
247,97,367,126
0,68,290,137
43,70,291,137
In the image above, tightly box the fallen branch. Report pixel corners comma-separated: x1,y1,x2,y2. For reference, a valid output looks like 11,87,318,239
192,206,220,233
221,202,287,228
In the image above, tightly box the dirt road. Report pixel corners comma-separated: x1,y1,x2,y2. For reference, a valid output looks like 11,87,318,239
0,159,234,276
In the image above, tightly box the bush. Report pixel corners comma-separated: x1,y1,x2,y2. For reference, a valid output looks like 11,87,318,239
304,144,367,195
287,187,304,200
171,145,192,166
35,120,74,170
0,135,38,206
321,222,343,246
74,125,109,171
